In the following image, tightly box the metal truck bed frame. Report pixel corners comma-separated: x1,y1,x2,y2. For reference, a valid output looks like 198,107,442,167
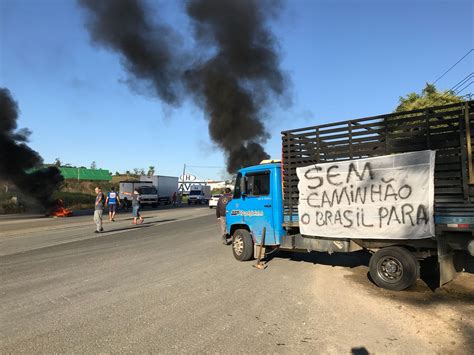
282,101,474,226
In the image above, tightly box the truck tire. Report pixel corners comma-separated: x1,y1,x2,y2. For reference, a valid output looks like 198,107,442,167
369,247,419,291
232,229,254,261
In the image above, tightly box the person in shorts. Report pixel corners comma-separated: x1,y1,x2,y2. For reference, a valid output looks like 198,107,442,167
105,187,120,222
123,189,144,225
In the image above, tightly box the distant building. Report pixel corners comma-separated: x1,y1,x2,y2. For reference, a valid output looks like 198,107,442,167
59,167,112,181
178,173,207,195
178,173,233,194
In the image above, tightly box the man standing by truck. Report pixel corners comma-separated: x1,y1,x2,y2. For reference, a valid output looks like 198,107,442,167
216,188,232,245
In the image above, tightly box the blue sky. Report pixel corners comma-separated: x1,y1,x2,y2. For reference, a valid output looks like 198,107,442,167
1,0,472,180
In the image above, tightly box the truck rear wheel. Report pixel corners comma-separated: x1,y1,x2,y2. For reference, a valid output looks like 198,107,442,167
369,246,419,291
232,229,253,261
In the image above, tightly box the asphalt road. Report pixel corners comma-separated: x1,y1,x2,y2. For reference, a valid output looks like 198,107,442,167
1,207,473,353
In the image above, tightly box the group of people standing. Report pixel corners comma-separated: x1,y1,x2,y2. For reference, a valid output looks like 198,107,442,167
93,185,233,245
93,186,144,233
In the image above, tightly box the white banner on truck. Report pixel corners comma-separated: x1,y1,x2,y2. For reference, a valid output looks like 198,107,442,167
296,150,436,240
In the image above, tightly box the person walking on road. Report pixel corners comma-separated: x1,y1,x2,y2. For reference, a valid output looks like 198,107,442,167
216,188,232,245
122,189,144,225
94,186,105,233
105,187,120,222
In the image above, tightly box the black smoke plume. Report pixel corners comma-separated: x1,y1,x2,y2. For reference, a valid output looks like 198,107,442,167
79,0,183,105
78,0,288,173
185,0,287,172
0,88,63,209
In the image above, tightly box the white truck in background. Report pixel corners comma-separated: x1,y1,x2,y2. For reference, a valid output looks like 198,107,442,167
140,175,178,205
188,185,211,205
119,181,158,207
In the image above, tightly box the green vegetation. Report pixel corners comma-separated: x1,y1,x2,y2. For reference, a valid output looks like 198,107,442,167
395,83,463,112
147,166,155,176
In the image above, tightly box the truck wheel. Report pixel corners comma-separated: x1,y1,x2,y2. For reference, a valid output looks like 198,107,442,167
369,247,419,291
232,229,253,261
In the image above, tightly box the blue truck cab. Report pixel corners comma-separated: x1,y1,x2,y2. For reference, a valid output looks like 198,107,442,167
226,162,284,254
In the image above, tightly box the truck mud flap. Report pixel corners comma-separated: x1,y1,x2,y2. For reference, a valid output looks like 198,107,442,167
437,235,458,286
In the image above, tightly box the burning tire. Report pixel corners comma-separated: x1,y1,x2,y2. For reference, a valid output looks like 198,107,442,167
369,247,419,291
232,229,253,261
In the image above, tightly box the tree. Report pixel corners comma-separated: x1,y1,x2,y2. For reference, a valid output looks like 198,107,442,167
54,158,62,167
90,161,97,169
395,83,463,112
132,168,145,175
147,166,155,176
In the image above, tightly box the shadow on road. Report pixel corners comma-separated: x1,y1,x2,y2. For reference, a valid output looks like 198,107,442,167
101,219,177,234
274,250,371,268
273,250,474,299
155,219,177,224
102,224,154,233
351,347,369,355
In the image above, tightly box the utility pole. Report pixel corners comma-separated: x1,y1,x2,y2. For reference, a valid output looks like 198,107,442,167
181,164,186,192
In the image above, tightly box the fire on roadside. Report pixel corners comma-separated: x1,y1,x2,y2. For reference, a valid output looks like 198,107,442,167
50,199,73,217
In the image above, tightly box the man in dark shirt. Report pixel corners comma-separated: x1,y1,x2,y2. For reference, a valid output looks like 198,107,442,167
94,186,105,233
216,188,232,245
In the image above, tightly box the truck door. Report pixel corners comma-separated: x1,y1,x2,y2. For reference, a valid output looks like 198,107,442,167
243,170,276,245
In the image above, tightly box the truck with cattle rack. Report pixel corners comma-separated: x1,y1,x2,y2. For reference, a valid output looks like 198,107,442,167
225,101,474,291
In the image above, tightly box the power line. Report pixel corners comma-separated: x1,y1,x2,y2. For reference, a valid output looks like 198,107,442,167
450,72,473,92
456,81,473,95
433,49,473,84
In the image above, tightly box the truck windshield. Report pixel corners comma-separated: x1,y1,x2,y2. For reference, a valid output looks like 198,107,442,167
190,190,201,195
139,187,157,194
